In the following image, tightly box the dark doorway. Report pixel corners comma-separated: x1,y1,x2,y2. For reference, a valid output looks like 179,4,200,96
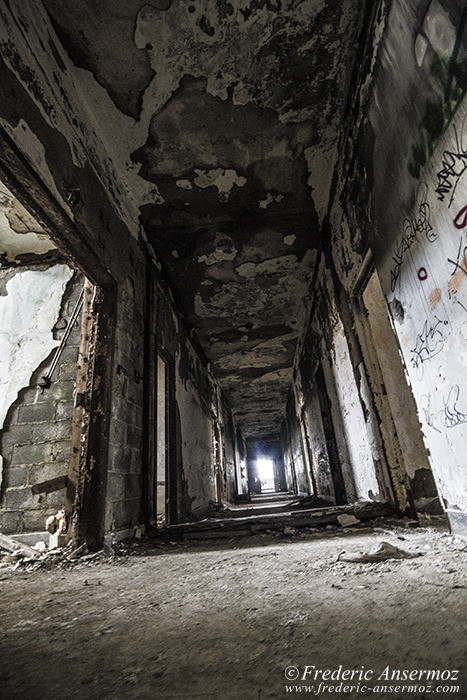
156,352,177,526
315,364,347,505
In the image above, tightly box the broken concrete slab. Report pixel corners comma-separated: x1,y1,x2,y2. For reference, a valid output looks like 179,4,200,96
0,532,41,559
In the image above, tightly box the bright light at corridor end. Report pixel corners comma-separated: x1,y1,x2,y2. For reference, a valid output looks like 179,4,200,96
256,458,274,480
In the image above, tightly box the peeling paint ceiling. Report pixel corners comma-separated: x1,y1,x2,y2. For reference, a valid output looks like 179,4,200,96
41,0,366,437
0,181,56,264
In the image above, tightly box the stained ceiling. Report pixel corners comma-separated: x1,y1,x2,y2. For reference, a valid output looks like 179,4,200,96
42,0,366,438
0,182,57,264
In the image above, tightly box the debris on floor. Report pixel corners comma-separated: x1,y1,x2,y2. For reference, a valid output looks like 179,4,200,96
0,532,41,559
337,513,360,528
338,541,424,563
0,524,465,700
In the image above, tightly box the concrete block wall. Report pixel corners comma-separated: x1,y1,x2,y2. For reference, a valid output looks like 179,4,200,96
0,270,83,533
105,276,145,533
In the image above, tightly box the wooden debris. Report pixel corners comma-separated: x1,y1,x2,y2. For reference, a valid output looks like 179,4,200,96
161,501,393,539
0,533,41,559
65,543,87,561
31,475,68,495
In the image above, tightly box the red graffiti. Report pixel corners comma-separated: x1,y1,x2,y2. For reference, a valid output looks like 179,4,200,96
453,205,467,229
418,267,428,281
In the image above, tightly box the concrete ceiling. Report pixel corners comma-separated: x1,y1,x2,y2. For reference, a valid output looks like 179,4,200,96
42,0,366,438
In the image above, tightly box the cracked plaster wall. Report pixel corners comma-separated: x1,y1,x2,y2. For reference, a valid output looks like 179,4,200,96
0,264,74,530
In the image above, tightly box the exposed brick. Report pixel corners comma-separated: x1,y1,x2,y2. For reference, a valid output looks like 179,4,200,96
58,345,80,363
28,462,69,485
58,363,78,381
51,441,72,462
12,442,53,466
1,423,34,446
1,466,28,489
3,487,39,510
126,424,142,449
55,402,74,420
106,472,125,501
36,381,75,403
31,420,71,443
0,510,23,534
124,471,141,500
17,402,56,424
41,490,67,507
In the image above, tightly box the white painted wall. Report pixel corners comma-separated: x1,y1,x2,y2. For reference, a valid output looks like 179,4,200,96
382,100,467,517
327,321,382,501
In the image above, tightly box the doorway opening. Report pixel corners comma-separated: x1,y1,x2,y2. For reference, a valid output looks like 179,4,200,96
0,132,116,550
155,351,176,527
315,364,347,505
254,458,275,493
156,354,167,526
357,265,442,515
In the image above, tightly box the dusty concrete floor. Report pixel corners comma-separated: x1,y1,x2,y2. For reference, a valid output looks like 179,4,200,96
0,524,465,700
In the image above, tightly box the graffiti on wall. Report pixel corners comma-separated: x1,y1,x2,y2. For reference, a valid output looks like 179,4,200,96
388,101,467,448
390,183,436,292
435,120,467,206
421,385,467,433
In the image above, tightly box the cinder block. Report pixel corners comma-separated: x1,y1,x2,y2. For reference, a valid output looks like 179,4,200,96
39,381,75,403
106,472,126,501
3,487,39,510
31,420,71,444
12,442,53,466
1,423,34,446
51,441,72,462
20,387,40,405
113,397,133,425
55,401,74,421
126,424,142,449
42,490,67,508
124,471,141,499
28,462,68,485
18,402,56,424
19,509,53,533
0,444,14,464
3,406,20,426
1,466,28,489
133,404,143,429
130,446,142,473
57,345,80,363
109,499,133,530
58,363,78,381
109,418,126,447
0,510,22,534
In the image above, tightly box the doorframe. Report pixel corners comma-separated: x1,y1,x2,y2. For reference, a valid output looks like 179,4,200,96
0,129,117,550
155,348,177,526
313,363,347,505
350,252,415,516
